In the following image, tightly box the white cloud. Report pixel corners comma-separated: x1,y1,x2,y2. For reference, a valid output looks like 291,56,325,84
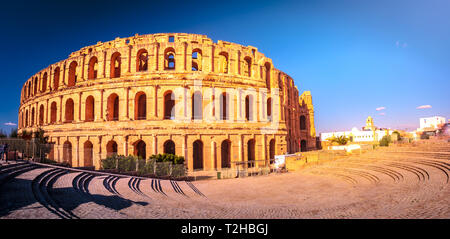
4,122,17,126
378,112,386,116
376,106,386,111
416,105,432,109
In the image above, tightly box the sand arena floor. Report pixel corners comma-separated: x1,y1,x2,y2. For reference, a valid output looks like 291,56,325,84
0,139,449,219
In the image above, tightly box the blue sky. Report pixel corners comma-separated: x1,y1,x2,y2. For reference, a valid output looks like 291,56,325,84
0,0,449,134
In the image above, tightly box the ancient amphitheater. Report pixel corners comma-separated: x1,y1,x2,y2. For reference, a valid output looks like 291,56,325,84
1,139,449,218
17,33,316,171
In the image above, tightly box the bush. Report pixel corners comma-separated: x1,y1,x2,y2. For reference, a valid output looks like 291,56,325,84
149,153,185,164
101,153,186,177
379,135,392,147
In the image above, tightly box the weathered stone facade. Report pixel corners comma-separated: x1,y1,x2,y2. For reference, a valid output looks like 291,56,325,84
17,33,316,171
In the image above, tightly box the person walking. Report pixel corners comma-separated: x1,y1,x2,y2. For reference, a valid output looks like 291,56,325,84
4,143,9,163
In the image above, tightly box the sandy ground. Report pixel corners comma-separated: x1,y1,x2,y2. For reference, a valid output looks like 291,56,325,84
1,139,449,219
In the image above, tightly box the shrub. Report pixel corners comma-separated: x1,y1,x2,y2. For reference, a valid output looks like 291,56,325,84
379,135,392,147
149,153,185,164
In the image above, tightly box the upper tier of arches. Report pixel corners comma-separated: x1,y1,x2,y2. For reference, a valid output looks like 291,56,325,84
20,33,297,105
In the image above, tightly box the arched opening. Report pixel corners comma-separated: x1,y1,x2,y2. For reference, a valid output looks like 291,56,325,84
107,93,119,121
106,140,118,157
193,140,203,170
247,139,255,168
301,140,307,152
63,141,72,166
25,110,29,127
85,96,95,122
164,91,175,120
53,67,60,90
163,140,175,155
50,102,57,124
88,56,98,80
192,49,202,71
31,108,35,126
221,140,231,168
33,77,38,95
28,81,32,97
269,139,275,164
244,57,252,77
39,105,44,126
264,62,271,89
164,48,175,70
83,140,93,167
42,73,48,92
68,61,77,87
220,92,228,120
300,115,306,130
135,92,146,120
219,52,228,73
245,95,253,121
267,97,272,121
134,140,146,160
192,91,202,120
65,98,74,123
110,52,121,78
136,49,148,72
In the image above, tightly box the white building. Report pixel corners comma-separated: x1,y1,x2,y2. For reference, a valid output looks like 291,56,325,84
418,116,446,131
321,127,393,143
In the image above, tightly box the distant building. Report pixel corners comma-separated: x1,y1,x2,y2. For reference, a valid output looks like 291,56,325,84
320,116,393,143
418,116,446,132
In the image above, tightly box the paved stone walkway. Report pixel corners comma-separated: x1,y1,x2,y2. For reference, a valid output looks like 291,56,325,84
1,140,449,219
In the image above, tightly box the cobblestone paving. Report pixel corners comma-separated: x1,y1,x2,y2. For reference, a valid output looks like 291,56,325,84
1,140,449,219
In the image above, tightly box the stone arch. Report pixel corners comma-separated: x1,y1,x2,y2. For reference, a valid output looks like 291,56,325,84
83,140,94,167
31,107,35,126
245,95,253,121
244,56,252,77
135,91,146,120
39,104,45,126
50,101,57,124
53,67,60,90
164,47,176,70
85,95,95,122
192,91,202,120
65,98,74,123
193,140,203,170
300,115,306,130
267,97,272,121
220,92,228,120
68,61,78,87
269,139,275,163
106,140,118,157
219,52,228,73
110,52,121,78
107,93,119,121
301,140,307,152
264,62,271,89
192,48,202,71
25,109,29,127
136,49,148,72
63,141,72,166
247,139,255,168
134,140,146,160
164,90,175,119
221,140,231,168
42,72,48,92
163,140,175,155
33,77,38,95
88,56,98,80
